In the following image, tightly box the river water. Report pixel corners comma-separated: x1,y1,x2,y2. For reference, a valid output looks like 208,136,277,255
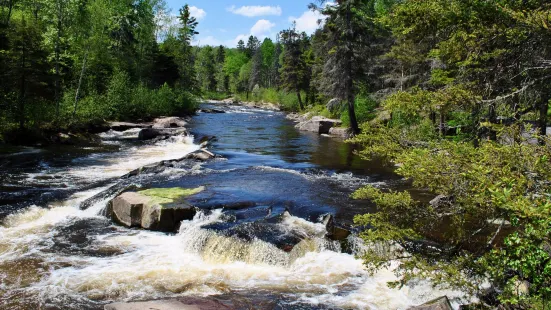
0,102,464,309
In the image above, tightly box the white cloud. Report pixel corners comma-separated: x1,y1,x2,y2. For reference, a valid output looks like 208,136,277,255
250,19,276,37
289,10,326,34
228,5,282,17
191,19,277,47
189,6,206,20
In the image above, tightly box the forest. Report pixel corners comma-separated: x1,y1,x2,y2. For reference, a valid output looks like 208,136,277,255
1,0,551,309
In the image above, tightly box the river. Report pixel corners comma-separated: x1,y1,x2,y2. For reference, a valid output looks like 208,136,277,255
0,102,463,309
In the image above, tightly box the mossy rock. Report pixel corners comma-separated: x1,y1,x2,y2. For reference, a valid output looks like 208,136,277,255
108,187,204,232
139,187,204,205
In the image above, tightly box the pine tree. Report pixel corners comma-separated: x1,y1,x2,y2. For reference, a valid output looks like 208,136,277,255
237,39,245,53
245,35,259,58
314,0,378,134
177,4,199,92
280,24,308,110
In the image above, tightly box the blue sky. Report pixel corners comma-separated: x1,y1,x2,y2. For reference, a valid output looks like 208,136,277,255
163,1,325,47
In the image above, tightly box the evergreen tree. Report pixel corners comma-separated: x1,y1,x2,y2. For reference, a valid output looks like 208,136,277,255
249,48,263,92
196,46,217,91
314,0,378,134
236,39,245,53
176,4,199,92
279,24,308,110
245,35,259,58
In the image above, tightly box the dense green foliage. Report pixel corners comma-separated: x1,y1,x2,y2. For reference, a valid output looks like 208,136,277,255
340,1,551,308
0,0,198,141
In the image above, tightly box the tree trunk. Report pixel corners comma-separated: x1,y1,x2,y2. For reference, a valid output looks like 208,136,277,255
539,99,549,145
345,3,359,135
430,111,436,125
73,50,88,118
54,0,62,118
18,40,26,130
296,88,304,110
6,0,14,26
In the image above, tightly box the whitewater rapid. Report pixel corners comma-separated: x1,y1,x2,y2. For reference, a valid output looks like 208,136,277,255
0,126,469,309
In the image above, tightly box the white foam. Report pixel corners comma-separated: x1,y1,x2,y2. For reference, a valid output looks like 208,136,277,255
0,203,472,309
24,135,199,185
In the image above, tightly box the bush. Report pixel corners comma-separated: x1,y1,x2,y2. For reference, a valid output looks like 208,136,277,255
353,125,551,306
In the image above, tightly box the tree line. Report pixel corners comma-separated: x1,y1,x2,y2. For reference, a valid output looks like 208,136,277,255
0,0,200,140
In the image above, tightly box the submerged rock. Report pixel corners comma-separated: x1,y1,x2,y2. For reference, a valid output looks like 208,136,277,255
185,149,216,161
138,128,187,141
295,116,342,134
199,108,226,114
410,296,453,310
109,122,151,131
106,187,203,232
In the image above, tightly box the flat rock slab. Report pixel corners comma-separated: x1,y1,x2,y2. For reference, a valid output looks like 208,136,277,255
110,122,152,131
409,296,453,310
105,298,229,310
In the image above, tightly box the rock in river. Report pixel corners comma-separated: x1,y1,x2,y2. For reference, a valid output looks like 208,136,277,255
295,116,342,134
329,127,353,139
152,116,188,129
410,296,453,310
138,128,187,141
106,187,204,232
105,298,230,310
109,122,151,131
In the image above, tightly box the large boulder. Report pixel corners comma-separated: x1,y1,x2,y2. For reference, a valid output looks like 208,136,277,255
110,192,146,227
152,116,187,129
107,187,204,232
295,116,342,134
321,214,352,241
326,98,341,113
329,127,353,139
410,296,453,310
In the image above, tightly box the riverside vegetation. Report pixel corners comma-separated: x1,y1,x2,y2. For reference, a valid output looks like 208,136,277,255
2,0,551,309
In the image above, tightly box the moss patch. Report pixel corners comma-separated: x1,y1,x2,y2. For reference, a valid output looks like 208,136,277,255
139,187,204,204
